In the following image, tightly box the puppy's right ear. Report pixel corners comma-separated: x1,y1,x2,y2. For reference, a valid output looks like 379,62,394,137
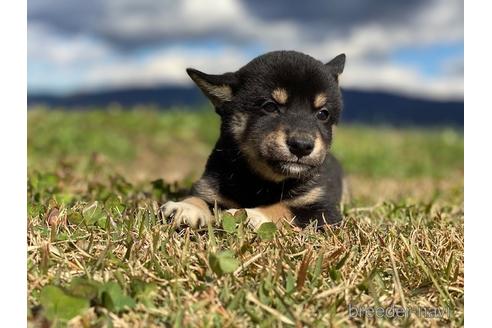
186,68,237,107
325,54,346,77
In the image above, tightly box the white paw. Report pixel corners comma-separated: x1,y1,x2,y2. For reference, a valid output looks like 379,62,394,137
160,201,212,228
226,208,272,230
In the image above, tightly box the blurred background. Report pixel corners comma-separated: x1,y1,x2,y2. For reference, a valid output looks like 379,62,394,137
27,0,463,205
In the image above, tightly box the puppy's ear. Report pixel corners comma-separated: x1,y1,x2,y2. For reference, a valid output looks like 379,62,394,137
325,54,346,76
186,68,237,107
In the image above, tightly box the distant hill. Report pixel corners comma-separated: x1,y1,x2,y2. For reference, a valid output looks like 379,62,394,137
28,86,463,126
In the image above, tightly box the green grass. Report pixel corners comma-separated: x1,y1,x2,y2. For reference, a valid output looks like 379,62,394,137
27,108,463,327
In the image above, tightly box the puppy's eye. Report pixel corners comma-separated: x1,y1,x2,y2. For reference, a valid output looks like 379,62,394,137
262,101,279,113
316,108,331,122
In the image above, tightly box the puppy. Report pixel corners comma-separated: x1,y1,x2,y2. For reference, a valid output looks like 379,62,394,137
161,51,345,230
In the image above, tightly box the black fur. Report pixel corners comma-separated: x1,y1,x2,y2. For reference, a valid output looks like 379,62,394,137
188,51,345,228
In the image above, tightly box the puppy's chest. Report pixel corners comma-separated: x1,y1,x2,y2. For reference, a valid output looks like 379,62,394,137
219,179,300,208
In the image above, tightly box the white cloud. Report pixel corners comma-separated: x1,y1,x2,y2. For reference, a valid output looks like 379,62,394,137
301,0,462,63
342,62,463,100
27,0,463,99
101,0,245,42
81,47,250,89
28,23,112,66
64,47,462,101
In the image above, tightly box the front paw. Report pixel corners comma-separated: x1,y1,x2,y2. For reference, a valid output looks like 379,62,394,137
160,201,212,229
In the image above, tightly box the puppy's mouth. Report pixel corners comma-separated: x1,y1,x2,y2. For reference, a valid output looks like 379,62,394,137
269,160,316,177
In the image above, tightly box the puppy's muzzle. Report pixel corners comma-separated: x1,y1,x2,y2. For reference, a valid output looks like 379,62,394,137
286,134,315,158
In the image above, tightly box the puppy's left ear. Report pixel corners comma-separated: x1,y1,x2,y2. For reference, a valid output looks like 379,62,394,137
325,54,346,77
186,68,237,107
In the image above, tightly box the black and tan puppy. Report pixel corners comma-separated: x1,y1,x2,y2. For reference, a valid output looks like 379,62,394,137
161,50,345,230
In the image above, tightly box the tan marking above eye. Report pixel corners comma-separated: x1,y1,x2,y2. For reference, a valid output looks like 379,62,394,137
314,93,328,108
271,88,288,105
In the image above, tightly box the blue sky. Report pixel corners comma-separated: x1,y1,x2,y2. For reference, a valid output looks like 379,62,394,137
391,42,464,77
27,0,463,100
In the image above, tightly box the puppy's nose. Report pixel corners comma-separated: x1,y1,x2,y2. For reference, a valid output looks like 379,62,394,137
287,136,314,158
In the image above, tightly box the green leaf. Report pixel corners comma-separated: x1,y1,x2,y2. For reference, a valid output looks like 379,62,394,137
227,290,245,311
329,268,341,282
105,194,126,215
130,280,158,308
209,250,239,275
96,216,109,229
222,213,236,234
286,272,296,293
313,250,325,282
39,285,90,322
28,203,44,218
259,282,270,304
233,209,248,223
82,201,106,226
256,222,277,240
67,278,100,300
67,211,84,225
100,282,136,313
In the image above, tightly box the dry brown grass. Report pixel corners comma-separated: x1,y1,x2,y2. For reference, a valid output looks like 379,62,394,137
27,110,463,327
27,167,463,327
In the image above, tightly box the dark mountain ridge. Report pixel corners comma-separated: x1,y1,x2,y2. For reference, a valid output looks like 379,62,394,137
28,86,463,126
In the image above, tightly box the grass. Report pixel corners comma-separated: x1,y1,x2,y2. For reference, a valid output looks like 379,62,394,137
27,108,463,327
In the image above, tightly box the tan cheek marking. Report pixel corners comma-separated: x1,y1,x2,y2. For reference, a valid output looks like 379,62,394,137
242,141,287,183
262,129,289,157
262,132,277,149
314,93,327,108
311,132,326,157
274,130,287,148
247,155,286,182
272,88,288,105
285,187,325,207
230,112,247,141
